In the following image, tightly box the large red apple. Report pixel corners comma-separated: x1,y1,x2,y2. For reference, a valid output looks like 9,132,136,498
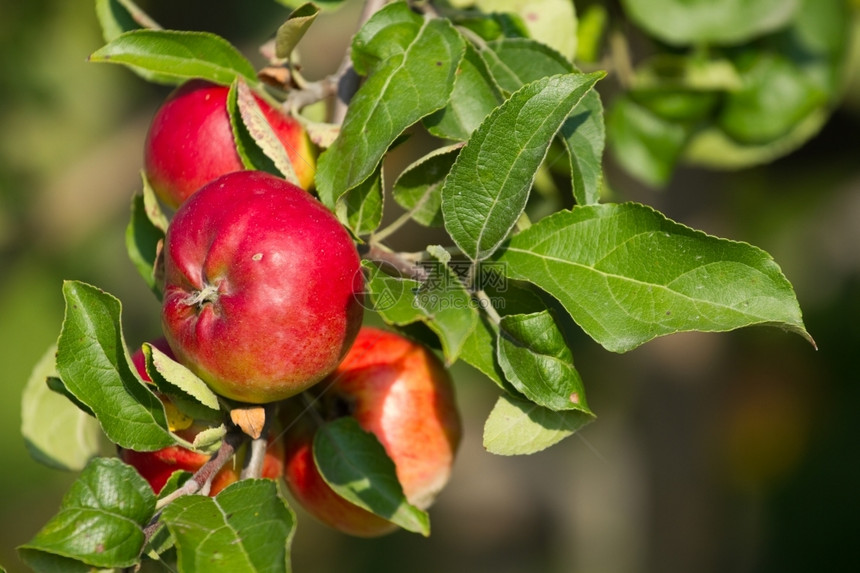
282,327,462,537
161,170,364,404
144,79,316,208
120,339,285,496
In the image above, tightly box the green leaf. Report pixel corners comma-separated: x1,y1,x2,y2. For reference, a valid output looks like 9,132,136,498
162,480,295,573
412,256,479,363
620,0,799,46
478,38,606,205
474,0,578,60
143,343,222,421
275,3,320,59
235,79,301,185
493,203,814,353
392,144,461,227
227,79,280,175
684,108,830,170
56,281,175,450
125,173,167,299
441,72,603,261
497,311,589,412
21,345,101,471
89,29,260,87
19,457,156,569
632,53,743,92
315,6,465,208
46,377,94,417
560,90,605,206
480,37,571,93
452,12,529,42
338,164,384,237
349,1,426,76
363,258,478,364
424,43,503,141
682,0,850,169
483,393,594,455
314,417,430,536
718,51,826,145
576,3,608,63
274,0,345,10
458,316,507,388
95,0,163,84
606,95,689,187
95,0,160,42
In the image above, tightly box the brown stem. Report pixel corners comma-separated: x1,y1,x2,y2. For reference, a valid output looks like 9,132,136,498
138,428,246,558
359,243,430,282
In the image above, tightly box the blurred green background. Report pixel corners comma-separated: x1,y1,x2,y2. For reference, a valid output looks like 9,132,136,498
1,1,859,572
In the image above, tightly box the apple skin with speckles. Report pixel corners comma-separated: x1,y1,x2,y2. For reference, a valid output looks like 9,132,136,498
160,170,364,404
281,327,462,537
144,79,315,209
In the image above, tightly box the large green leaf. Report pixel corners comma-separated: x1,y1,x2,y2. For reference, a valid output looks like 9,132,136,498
21,345,101,471
620,0,799,46
478,38,606,206
162,480,295,573
19,458,156,570
441,72,603,261
89,29,260,87
315,3,465,208
497,311,590,413
314,417,430,536
483,393,594,455
493,203,814,353
56,281,175,450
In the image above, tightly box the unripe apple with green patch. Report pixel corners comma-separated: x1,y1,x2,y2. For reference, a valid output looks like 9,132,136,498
144,79,316,209
282,327,462,537
161,170,364,404
119,339,285,495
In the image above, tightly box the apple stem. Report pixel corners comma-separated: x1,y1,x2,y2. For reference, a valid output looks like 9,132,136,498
137,427,246,558
360,243,430,282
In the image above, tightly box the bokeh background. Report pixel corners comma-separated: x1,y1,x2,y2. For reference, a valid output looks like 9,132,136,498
1,1,859,572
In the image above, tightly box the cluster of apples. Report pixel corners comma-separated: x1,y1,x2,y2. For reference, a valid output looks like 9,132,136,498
120,80,462,537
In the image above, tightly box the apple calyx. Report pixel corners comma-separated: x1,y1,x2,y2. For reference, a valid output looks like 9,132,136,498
182,282,221,309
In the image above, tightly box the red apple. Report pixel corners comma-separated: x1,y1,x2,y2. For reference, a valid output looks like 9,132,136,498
282,327,462,537
120,340,285,495
144,79,316,208
161,170,364,404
